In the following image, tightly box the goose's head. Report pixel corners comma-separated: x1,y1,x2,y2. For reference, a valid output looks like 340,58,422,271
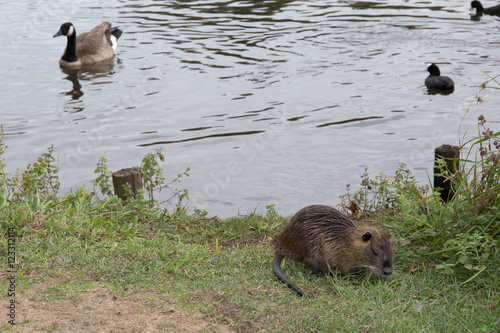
53,22,75,38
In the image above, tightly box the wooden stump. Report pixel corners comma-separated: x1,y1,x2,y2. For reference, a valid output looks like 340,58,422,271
434,145,460,202
112,167,143,200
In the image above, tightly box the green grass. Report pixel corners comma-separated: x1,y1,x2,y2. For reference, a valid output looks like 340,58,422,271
1,189,499,332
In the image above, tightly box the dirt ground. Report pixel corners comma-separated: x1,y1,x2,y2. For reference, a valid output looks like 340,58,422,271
3,284,234,333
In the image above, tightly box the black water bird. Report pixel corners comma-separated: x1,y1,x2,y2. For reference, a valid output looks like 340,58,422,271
470,1,500,15
425,63,454,91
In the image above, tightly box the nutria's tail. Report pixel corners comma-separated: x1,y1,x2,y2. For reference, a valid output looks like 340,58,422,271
272,254,307,297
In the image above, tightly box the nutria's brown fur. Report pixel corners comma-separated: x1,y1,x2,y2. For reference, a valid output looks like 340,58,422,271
272,205,393,296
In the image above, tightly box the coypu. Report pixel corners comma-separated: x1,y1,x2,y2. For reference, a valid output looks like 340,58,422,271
272,205,393,297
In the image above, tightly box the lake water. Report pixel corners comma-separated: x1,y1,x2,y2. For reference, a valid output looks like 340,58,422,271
1,0,499,217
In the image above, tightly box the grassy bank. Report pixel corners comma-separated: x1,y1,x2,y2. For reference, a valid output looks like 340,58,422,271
0,186,498,332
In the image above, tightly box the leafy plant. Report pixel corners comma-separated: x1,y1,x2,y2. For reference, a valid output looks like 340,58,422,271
21,145,60,197
339,163,426,214
455,120,500,213
436,230,498,275
1,127,60,200
140,147,190,209
159,168,190,210
0,125,7,185
92,157,113,196
141,148,166,200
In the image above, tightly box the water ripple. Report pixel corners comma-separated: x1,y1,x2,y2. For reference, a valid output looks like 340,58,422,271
1,0,499,216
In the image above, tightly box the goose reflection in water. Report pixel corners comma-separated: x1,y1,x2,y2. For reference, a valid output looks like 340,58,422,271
60,58,117,102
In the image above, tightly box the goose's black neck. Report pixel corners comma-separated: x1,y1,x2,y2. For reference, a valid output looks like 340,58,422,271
62,32,78,63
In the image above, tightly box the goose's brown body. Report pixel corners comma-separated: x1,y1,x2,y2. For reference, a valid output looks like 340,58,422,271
54,22,122,67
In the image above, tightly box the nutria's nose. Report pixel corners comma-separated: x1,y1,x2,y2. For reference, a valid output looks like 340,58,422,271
382,267,393,276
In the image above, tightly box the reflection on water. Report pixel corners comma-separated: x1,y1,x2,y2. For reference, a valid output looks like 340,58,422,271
60,59,117,100
59,58,118,113
316,116,384,128
1,0,500,217
172,0,296,16
139,130,266,146
62,70,83,100
426,87,455,96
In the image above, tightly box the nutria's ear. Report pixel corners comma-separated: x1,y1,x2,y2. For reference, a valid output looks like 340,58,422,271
362,232,372,242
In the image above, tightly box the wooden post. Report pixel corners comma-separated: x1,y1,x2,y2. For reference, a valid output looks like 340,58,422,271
434,145,460,202
112,167,142,200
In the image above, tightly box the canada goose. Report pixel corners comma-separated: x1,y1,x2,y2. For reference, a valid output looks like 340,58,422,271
470,1,500,15
425,64,454,91
53,22,123,67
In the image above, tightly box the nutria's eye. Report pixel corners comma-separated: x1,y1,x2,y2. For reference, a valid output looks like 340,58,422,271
362,232,372,242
